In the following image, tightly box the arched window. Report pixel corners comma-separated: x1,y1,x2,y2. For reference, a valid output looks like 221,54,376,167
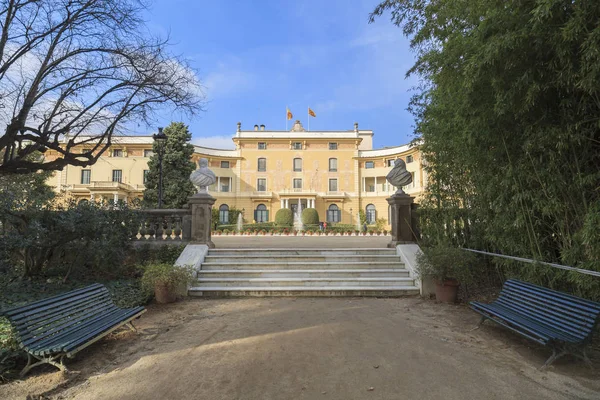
329,158,337,172
219,204,229,224
327,204,340,223
255,204,269,223
366,204,376,224
258,158,266,172
293,158,302,172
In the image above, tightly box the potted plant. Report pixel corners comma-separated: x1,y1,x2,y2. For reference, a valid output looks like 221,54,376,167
141,263,195,304
416,245,476,303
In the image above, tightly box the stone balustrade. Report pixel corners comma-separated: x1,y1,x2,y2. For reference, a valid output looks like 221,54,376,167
134,209,191,242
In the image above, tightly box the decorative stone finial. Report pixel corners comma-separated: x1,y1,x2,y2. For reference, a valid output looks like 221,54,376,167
291,120,305,132
236,122,241,132
386,158,412,195
190,158,216,194
354,122,359,132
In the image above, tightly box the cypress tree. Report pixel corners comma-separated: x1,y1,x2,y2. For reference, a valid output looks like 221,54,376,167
143,122,196,209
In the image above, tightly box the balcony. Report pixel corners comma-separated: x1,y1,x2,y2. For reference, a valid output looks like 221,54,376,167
322,191,347,200
250,191,273,199
69,181,136,192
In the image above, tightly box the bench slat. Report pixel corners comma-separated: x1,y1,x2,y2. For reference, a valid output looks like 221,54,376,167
491,300,586,342
470,303,547,345
33,307,144,356
9,288,111,324
1,284,106,317
27,307,125,354
471,302,553,343
499,290,597,328
496,296,593,340
62,307,145,354
20,302,119,347
504,280,600,314
13,293,113,333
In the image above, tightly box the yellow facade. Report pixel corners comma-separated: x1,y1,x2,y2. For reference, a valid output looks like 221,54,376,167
48,120,426,227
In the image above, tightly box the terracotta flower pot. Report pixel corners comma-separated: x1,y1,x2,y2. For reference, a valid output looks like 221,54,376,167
435,279,460,303
154,283,177,304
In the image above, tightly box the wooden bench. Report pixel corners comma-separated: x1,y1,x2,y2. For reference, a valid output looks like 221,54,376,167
470,279,600,368
0,283,146,376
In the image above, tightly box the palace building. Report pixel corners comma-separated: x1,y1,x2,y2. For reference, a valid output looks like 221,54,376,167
47,120,426,227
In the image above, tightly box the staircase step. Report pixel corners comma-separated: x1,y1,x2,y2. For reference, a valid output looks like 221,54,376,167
203,255,401,263
195,277,415,287
207,248,396,256
197,269,410,278
201,262,405,270
189,286,420,297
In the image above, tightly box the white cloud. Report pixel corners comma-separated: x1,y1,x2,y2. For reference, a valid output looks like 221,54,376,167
192,135,235,150
203,57,256,99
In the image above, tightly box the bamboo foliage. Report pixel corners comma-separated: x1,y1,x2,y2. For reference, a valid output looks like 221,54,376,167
371,0,600,300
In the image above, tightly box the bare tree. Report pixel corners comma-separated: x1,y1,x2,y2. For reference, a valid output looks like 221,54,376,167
0,0,204,174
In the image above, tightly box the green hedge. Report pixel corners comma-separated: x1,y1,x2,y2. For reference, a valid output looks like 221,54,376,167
275,208,294,226
301,208,319,225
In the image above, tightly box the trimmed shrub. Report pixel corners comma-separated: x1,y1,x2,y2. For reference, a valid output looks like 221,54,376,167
275,208,293,226
301,208,319,225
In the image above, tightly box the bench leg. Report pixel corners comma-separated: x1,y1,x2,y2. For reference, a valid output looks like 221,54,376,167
20,354,68,377
126,321,138,333
541,348,567,370
470,316,486,331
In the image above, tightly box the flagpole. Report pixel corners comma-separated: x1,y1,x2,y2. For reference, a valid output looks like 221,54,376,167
286,106,288,131
307,107,310,131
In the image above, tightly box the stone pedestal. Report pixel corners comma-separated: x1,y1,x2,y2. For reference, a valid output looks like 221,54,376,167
387,193,416,248
188,193,216,248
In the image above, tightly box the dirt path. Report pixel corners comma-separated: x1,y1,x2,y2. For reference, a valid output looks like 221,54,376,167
2,297,599,400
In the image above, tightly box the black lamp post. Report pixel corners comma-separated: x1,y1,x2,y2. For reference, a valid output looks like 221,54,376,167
152,127,167,209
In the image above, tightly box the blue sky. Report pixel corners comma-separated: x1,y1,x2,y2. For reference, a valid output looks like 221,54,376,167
143,0,417,150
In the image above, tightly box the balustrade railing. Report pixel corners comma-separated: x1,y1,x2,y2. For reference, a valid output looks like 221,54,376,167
133,209,192,242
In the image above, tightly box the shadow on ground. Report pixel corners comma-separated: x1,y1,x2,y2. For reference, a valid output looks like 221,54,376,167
2,297,599,400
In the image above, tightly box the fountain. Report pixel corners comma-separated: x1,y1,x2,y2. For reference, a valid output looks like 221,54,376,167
236,213,243,233
293,206,304,232
356,212,362,232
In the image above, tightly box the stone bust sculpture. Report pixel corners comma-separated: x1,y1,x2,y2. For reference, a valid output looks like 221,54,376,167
385,158,412,194
190,158,216,194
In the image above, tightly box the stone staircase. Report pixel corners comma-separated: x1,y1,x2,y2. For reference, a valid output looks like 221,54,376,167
188,248,420,297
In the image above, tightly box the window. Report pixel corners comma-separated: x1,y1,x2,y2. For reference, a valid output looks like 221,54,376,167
293,158,302,172
329,158,337,172
367,185,375,192
257,178,267,192
112,170,122,183
292,142,302,150
258,158,266,172
406,155,414,163
220,177,230,192
365,161,374,169
80,170,91,184
220,161,230,168
255,204,268,223
387,159,395,167
144,149,153,157
112,149,123,157
258,142,267,150
328,178,338,192
366,204,376,224
219,204,229,224
143,170,149,184
293,178,302,189
328,142,338,150
327,204,341,223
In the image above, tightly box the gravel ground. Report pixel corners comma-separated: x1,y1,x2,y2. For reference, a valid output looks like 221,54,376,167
2,297,599,400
